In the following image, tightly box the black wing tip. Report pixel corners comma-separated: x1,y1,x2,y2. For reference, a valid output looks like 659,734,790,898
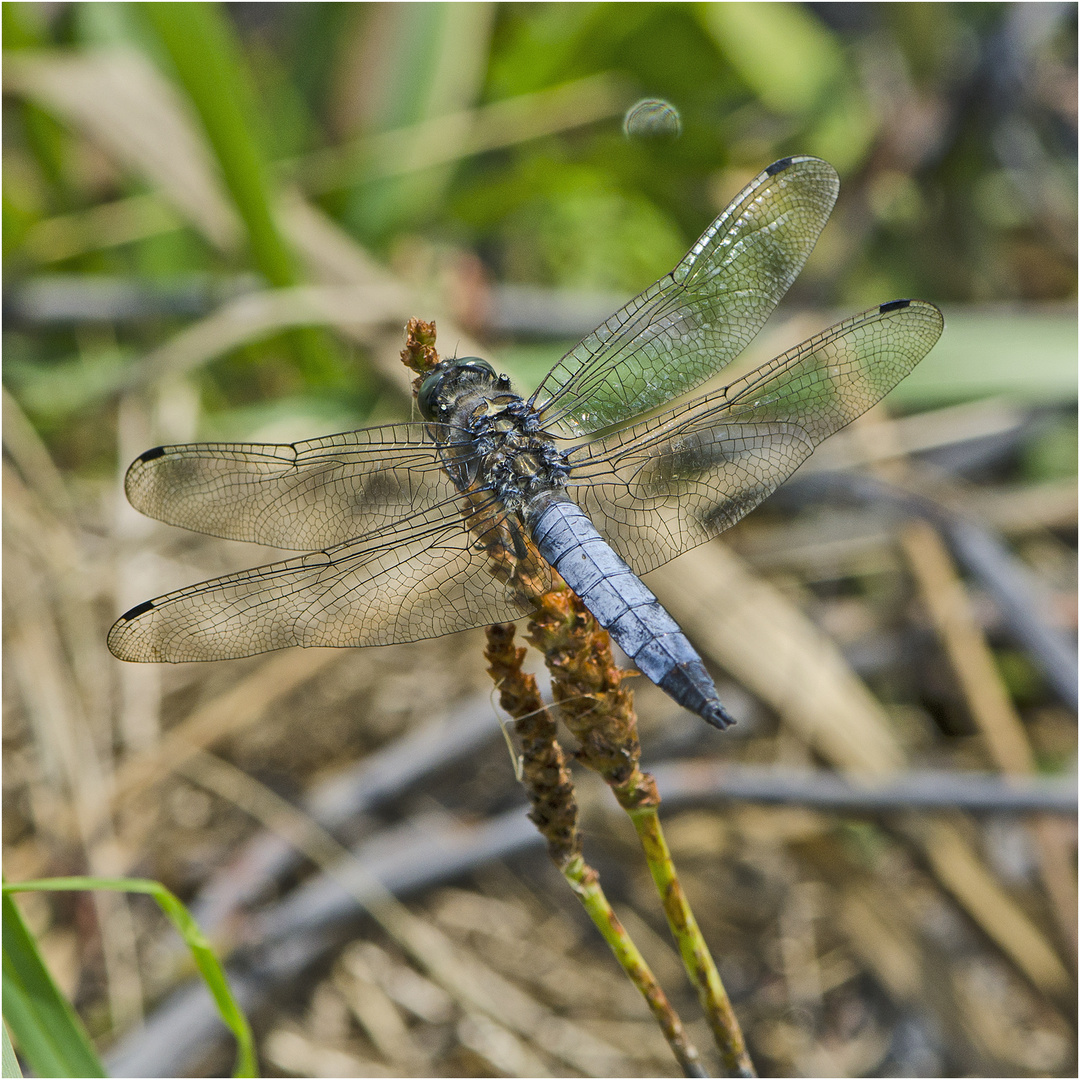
136,446,167,463
119,599,155,621
764,155,837,180
879,298,912,314
878,298,945,331
766,156,795,176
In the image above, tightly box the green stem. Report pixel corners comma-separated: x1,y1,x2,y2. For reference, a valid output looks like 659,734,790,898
627,808,755,1078
483,622,706,1077
563,856,707,1078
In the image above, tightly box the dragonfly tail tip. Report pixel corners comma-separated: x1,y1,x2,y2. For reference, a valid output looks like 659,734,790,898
703,701,737,730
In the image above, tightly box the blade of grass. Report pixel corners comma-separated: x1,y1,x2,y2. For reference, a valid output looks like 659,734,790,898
2,48,242,250
900,518,1077,959
3,880,256,1078
2,1022,23,1079
138,1,291,286
2,891,106,1078
140,1,337,381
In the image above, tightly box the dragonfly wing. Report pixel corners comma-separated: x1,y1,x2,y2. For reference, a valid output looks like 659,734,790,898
567,299,944,575
124,423,465,550
570,420,814,576
108,493,556,662
533,156,840,437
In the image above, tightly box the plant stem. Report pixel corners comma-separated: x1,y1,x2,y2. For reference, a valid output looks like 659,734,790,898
562,855,707,1078
627,807,755,1078
484,623,706,1078
524,589,755,1076
405,321,746,1077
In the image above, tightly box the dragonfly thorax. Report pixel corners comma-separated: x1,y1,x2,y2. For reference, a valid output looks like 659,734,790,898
420,357,569,512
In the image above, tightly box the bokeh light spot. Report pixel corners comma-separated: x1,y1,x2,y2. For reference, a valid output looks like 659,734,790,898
623,98,682,139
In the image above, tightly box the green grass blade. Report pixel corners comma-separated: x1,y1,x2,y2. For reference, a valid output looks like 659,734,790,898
3,878,257,1079
139,1,337,382
2,1022,23,1078
140,1,292,287
2,891,106,1078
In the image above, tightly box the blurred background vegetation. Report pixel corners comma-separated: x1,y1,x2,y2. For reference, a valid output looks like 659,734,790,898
4,1,1076,463
3,3,1076,1078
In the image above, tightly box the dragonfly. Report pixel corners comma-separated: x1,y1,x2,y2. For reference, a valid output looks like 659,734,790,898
108,156,943,730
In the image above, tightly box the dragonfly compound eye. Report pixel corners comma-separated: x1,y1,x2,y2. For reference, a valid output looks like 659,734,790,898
417,370,446,420
456,357,496,379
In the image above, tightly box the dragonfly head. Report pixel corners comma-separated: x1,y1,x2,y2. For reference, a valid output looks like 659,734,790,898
418,357,499,420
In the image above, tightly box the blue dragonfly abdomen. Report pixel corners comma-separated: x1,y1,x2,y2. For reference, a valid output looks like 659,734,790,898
527,496,733,728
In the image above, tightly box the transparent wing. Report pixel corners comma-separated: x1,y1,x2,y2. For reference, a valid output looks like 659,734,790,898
123,423,467,550
566,300,944,575
532,156,840,437
107,492,556,662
